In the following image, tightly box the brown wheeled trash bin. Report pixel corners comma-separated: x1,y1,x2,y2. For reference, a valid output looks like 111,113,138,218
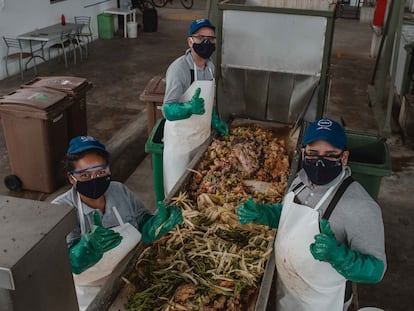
0,88,72,193
22,76,93,139
140,75,165,136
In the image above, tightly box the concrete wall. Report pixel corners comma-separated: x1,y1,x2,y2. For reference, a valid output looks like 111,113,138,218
0,0,117,80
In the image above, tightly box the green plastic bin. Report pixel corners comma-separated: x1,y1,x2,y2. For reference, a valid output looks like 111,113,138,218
145,118,165,203
97,13,114,39
346,131,392,200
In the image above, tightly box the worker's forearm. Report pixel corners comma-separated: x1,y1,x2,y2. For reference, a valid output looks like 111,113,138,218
163,102,192,121
332,246,385,283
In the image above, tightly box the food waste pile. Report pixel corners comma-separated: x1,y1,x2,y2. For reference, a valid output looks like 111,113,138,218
126,125,290,311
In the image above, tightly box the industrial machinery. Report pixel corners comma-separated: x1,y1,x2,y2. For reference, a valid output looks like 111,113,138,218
0,196,78,311
368,0,408,138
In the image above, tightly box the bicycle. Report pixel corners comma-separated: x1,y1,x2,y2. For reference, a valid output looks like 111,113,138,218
132,0,155,13
152,0,193,10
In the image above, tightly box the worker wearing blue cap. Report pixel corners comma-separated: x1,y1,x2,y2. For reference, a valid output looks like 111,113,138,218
52,136,183,292
162,19,228,195
236,118,386,311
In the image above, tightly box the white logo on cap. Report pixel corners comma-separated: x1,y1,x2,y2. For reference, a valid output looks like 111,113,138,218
316,119,333,131
80,136,96,142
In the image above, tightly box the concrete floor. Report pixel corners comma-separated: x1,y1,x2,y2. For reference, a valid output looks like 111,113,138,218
0,3,413,310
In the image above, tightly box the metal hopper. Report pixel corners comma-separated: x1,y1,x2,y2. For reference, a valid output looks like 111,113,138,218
162,2,337,310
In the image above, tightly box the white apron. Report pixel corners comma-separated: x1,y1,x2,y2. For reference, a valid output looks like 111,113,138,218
274,179,346,311
163,65,215,195
73,194,141,311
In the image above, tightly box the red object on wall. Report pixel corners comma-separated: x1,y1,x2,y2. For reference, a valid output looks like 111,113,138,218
61,14,66,25
373,0,387,27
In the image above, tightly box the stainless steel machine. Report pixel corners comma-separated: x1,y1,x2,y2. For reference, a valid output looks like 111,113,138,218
214,0,336,126
0,196,78,311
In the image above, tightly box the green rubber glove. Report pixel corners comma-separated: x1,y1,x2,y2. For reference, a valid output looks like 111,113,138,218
237,198,282,229
69,211,123,274
310,219,385,283
163,88,205,121
141,201,184,243
211,107,229,136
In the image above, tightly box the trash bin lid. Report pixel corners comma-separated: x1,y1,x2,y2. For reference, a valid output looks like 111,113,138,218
23,76,93,95
139,75,165,102
0,88,71,119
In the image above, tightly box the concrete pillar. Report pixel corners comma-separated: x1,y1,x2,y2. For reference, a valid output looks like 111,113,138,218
370,26,383,58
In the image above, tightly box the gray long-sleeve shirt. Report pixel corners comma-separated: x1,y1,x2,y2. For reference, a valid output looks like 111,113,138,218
52,181,151,247
288,166,387,270
163,49,214,105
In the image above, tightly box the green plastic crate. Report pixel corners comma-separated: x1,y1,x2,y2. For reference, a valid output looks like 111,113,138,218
97,13,114,39
145,118,165,203
346,131,392,200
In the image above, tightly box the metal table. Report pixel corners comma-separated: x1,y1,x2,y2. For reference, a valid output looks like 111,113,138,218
17,23,79,66
103,7,137,38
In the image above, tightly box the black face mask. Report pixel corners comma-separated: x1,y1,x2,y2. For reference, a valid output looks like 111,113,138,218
193,40,216,59
75,175,111,199
302,158,342,185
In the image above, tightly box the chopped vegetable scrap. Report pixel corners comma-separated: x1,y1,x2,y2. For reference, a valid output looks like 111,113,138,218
126,125,290,311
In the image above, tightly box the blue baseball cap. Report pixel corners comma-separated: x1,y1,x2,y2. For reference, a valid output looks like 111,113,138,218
303,118,347,150
67,136,109,155
189,19,215,36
